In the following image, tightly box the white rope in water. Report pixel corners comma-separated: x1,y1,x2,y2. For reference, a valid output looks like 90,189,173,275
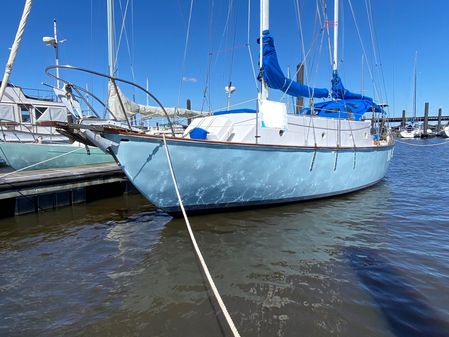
161,135,241,337
0,146,83,179
395,139,449,147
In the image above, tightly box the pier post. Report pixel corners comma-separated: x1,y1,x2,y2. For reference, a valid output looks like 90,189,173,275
423,102,429,138
437,108,442,132
295,63,304,114
186,99,192,124
401,110,406,127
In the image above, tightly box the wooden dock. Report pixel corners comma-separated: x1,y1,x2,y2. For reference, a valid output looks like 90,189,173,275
0,163,134,217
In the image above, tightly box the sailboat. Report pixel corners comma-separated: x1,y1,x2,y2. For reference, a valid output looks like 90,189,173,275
439,125,449,138
52,0,394,213
399,52,422,139
0,2,114,171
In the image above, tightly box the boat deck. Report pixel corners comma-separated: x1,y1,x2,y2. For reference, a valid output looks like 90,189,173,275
0,163,134,217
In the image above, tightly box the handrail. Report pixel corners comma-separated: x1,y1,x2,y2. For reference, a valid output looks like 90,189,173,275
45,65,175,136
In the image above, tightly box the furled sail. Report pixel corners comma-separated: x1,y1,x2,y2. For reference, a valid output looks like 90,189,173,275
331,72,372,100
260,30,329,99
0,0,33,102
107,83,208,119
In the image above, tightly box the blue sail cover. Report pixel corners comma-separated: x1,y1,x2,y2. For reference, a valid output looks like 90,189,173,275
301,99,384,121
261,30,329,98
331,72,372,100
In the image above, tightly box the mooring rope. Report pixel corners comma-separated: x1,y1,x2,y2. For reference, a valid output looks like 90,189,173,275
161,134,241,337
395,139,449,147
0,146,83,179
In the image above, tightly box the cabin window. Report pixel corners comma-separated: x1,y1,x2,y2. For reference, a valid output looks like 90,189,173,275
35,107,47,120
19,104,31,123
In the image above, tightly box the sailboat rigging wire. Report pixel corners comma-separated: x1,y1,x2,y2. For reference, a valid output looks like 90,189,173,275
246,0,259,92
200,0,214,113
365,0,388,107
161,134,241,337
176,0,195,118
211,97,257,114
227,6,238,85
346,0,381,103
115,0,136,82
320,0,334,72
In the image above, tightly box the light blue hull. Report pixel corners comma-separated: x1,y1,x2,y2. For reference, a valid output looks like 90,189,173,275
106,134,393,213
0,142,114,171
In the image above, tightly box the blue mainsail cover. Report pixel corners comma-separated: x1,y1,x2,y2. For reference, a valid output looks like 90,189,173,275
261,30,329,98
331,72,371,100
301,99,384,121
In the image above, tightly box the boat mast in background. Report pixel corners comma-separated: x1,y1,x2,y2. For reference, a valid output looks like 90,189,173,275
0,0,33,102
412,51,417,121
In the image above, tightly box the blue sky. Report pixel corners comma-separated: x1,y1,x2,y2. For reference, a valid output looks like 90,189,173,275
1,0,449,118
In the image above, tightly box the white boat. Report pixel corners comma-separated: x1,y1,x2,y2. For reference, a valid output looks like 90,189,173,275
0,141,113,171
399,52,422,139
52,0,394,214
399,123,422,138
0,2,114,171
0,82,70,143
439,125,449,138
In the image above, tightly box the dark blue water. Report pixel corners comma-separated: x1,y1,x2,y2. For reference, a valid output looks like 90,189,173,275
0,138,448,336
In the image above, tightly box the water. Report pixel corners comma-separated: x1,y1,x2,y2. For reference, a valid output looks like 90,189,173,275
1,138,449,336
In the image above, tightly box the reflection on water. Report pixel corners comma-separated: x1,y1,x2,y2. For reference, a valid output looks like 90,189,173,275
1,139,449,336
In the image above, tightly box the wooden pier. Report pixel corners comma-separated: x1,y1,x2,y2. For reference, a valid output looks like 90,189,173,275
0,163,135,217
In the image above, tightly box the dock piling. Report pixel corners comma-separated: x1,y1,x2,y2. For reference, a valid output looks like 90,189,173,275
423,102,429,137
437,108,442,132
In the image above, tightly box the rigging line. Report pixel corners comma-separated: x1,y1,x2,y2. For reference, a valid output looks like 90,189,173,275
307,5,327,93
227,4,239,85
246,0,259,93
279,0,310,102
346,0,381,103
211,97,257,113
201,0,215,113
281,0,325,102
115,0,136,82
363,0,382,102
162,134,241,337
365,0,388,105
176,0,195,116
211,0,234,72
319,0,334,72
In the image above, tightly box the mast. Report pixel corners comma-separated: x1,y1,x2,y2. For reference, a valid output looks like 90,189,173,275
332,0,339,74
412,51,417,119
107,0,116,78
259,0,269,101
53,19,61,89
0,0,32,102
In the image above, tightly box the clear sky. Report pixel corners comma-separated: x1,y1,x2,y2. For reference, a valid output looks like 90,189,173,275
1,0,449,118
